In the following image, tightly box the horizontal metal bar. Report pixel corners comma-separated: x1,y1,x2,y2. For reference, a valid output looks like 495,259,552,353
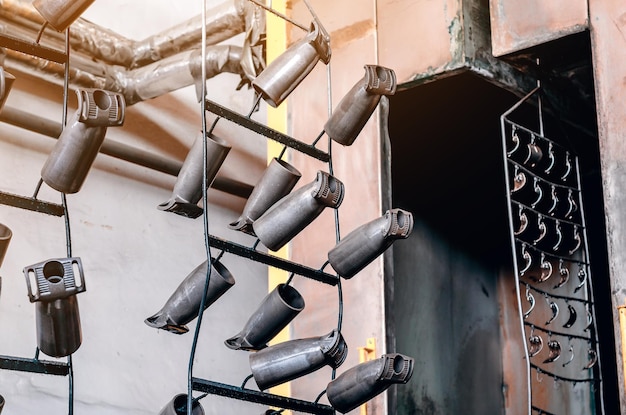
0,33,67,64
192,378,335,415
209,235,339,286
0,355,69,376
0,190,64,216
204,99,330,162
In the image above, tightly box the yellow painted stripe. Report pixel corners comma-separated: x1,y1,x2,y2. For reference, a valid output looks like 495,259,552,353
265,0,291,406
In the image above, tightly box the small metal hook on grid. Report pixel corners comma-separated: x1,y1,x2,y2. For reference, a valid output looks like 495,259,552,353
562,341,575,367
554,259,569,289
515,205,529,236
563,302,577,329
520,243,533,275
531,177,543,209
584,349,598,370
561,152,572,181
524,285,536,319
524,134,543,168
512,165,527,193
538,253,553,283
528,326,543,357
552,221,563,252
533,215,547,245
545,142,556,175
569,226,582,255
543,335,562,364
536,367,543,383
507,126,520,156
574,264,587,293
545,294,559,325
565,189,578,219
548,185,558,216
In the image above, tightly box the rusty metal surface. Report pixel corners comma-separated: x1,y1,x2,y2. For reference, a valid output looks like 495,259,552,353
489,0,589,57
588,0,626,412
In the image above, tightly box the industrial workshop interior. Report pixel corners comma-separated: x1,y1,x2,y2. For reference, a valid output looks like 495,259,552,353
0,0,624,414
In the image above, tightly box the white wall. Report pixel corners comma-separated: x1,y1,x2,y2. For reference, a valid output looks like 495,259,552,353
0,2,271,413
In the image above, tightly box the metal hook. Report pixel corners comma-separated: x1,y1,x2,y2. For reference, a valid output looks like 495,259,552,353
574,265,587,293
524,134,543,168
552,221,563,252
565,189,578,220
546,296,559,325
554,259,570,289
548,186,558,216
563,303,578,329
515,205,528,236
507,126,520,157
512,166,527,193
528,331,544,357
584,308,593,331
524,285,535,319
519,244,533,275
545,142,555,175
561,152,572,181
536,367,543,382
584,349,598,370
531,177,543,209
562,343,575,367
569,226,582,255
539,253,553,283
543,339,562,363
533,216,547,245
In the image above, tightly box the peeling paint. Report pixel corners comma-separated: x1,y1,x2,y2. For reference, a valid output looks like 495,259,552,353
330,19,375,50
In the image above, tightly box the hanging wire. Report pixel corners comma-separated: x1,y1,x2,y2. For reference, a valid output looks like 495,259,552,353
187,1,212,413
247,0,308,31
35,21,48,44
240,373,254,389
61,193,72,258
32,178,44,199
67,354,74,415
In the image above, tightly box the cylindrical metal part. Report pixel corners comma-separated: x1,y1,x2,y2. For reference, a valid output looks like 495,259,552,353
41,88,125,194
328,208,413,279
158,131,231,218
32,0,95,32
253,171,344,251
324,65,396,146
252,20,330,108
229,158,301,235
249,329,348,391
158,394,205,415
36,295,82,357
225,283,305,351
326,353,415,413
0,68,16,112
23,257,86,357
145,258,236,334
0,223,12,268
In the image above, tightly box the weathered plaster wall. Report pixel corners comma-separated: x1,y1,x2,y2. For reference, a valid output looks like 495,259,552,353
588,0,626,412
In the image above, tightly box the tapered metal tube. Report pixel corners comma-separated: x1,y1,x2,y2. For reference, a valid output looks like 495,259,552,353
328,208,413,279
0,67,15,112
145,258,236,334
225,283,305,351
23,257,86,358
229,158,301,235
0,223,12,269
32,0,95,32
158,394,205,415
40,88,125,194
249,329,348,391
324,65,396,146
326,353,414,413
253,171,344,251
158,131,231,218
252,20,331,108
